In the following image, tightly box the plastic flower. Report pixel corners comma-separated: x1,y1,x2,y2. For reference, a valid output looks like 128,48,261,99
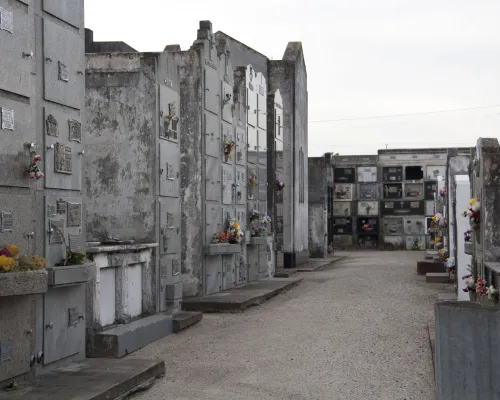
0,255,16,272
4,245,19,257
33,155,42,163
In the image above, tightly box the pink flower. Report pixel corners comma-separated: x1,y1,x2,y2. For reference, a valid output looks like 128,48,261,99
35,171,44,179
29,171,36,179
33,155,41,163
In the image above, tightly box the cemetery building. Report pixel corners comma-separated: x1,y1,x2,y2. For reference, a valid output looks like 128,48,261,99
309,148,473,255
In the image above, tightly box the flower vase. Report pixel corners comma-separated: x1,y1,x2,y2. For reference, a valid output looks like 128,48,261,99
469,291,478,302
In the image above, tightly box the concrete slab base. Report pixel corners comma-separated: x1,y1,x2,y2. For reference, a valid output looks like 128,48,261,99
296,256,346,272
91,314,173,358
172,311,203,333
274,269,298,278
0,358,165,400
182,278,302,313
437,292,457,302
417,260,445,275
426,272,451,283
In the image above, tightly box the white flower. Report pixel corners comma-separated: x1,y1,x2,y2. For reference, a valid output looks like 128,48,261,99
471,203,480,212
487,285,498,299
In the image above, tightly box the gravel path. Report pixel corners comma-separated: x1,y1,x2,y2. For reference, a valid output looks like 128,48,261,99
132,251,444,400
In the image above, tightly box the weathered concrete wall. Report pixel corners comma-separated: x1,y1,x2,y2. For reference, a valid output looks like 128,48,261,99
214,32,267,76
308,157,328,257
170,35,203,297
268,42,309,267
435,301,500,399
85,54,156,242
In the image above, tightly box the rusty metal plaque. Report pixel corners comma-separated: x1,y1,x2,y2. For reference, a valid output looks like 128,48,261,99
68,119,81,142
69,234,82,252
46,114,59,137
0,7,13,33
1,107,14,130
68,307,79,327
54,143,72,174
58,61,69,82
67,202,82,226
0,211,13,233
0,340,13,363
49,220,64,244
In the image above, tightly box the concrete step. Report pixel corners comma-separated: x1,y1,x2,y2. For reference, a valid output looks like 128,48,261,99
274,268,298,278
426,272,451,283
417,260,445,275
172,311,203,333
437,292,457,302
182,278,302,313
425,250,438,260
92,314,173,358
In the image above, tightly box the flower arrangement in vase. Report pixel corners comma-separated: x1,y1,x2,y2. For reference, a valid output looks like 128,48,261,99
248,173,257,188
0,244,46,273
211,218,243,244
464,230,472,242
462,198,480,230
432,213,446,227
26,150,44,180
276,180,285,191
439,186,447,197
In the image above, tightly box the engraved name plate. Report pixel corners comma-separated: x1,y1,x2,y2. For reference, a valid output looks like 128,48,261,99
69,234,82,252
0,211,13,233
67,202,82,227
68,120,81,142
49,220,64,244
0,340,13,363
56,199,66,214
54,143,72,174
58,61,69,82
1,107,14,130
0,8,13,33
68,307,79,327
47,205,57,217
46,114,59,137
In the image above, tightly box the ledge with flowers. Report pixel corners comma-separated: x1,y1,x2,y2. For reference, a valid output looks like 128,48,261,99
461,260,499,305
0,244,48,297
204,217,243,255
248,210,271,245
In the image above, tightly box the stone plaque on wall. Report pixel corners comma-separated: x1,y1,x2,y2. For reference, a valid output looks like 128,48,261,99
67,203,82,227
54,143,72,174
1,107,14,130
46,114,59,137
49,220,64,244
0,340,13,363
47,205,57,217
0,211,13,233
69,234,82,252
0,7,13,33
68,120,81,142
58,61,69,82
57,199,66,214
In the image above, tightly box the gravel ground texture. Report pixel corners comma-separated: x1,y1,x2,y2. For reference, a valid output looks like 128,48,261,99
131,251,447,400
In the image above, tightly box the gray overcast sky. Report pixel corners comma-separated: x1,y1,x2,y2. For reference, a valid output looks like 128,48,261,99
85,0,500,156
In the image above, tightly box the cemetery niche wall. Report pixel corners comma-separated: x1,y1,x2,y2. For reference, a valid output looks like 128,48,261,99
1,0,93,384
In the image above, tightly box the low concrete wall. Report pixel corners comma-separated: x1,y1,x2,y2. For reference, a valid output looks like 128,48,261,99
435,301,500,399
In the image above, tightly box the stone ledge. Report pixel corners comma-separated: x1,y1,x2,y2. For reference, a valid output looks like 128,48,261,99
46,262,96,286
172,311,203,333
426,272,451,283
86,243,158,254
203,244,241,255
417,260,445,275
90,314,173,358
182,278,302,313
437,292,457,302
0,270,48,297
0,358,165,400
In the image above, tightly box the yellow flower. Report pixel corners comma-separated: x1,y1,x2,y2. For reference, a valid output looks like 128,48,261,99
432,216,437,221
233,222,240,229
0,256,16,272
435,237,441,243
31,256,46,269
470,198,478,205
4,244,19,257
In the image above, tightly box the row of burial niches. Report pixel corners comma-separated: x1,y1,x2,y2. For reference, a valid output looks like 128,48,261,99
332,216,437,251
334,165,446,185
